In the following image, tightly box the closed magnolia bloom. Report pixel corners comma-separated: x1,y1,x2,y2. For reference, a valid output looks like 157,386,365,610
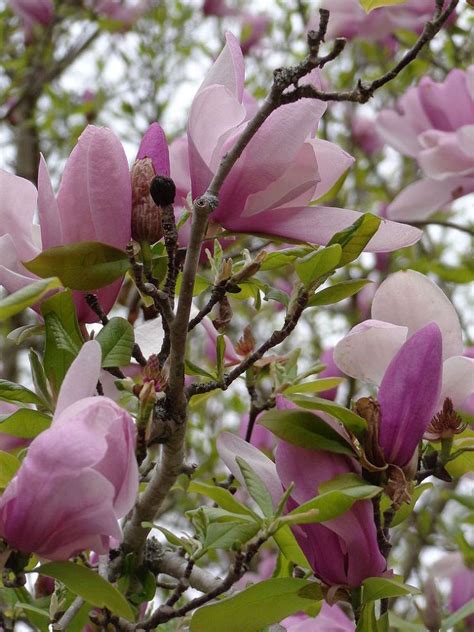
0,126,132,323
0,395,138,560
131,123,171,243
217,432,386,588
276,442,386,587
376,66,474,220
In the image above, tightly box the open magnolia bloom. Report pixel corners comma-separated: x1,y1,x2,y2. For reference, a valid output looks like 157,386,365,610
170,32,421,253
217,432,386,588
334,270,474,455
376,66,474,220
0,126,132,322
0,342,139,560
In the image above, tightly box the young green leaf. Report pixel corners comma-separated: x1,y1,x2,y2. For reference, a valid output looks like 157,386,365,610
216,334,226,381
191,578,322,632
0,380,46,407
295,244,342,287
283,377,344,396
95,317,135,367
0,409,51,439
236,456,275,517
203,521,260,551
0,451,21,488
258,409,355,456
0,277,62,321
362,576,421,603
285,396,367,436
328,214,381,267
35,562,134,620
41,291,84,393
360,0,406,12
23,241,129,291
308,279,372,307
188,481,258,518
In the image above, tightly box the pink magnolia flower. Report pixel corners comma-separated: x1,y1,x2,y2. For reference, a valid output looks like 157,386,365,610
282,603,355,631
217,432,386,587
239,14,270,55
203,0,239,17
0,341,139,561
0,125,132,323
334,270,474,449
7,0,54,35
316,0,454,48
169,32,421,253
92,0,151,27
376,67,474,220
351,113,383,156
239,413,276,453
433,553,474,628
0,401,27,453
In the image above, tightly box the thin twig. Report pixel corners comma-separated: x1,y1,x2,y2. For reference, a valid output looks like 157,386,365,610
53,597,85,631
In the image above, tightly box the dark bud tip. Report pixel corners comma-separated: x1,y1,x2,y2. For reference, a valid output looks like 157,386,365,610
150,175,176,207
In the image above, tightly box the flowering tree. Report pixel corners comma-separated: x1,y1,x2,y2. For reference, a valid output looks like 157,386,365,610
0,0,473,630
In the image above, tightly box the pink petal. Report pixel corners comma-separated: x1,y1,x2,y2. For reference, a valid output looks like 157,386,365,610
220,204,422,252
0,169,38,260
418,130,474,180
54,341,102,419
169,135,191,204
387,176,474,221
37,155,62,249
372,270,463,360
216,432,282,507
439,356,474,410
198,31,245,102
57,126,132,249
136,122,170,177
418,69,474,131
311,139,355,201
378,323,443,466
333,320,408,385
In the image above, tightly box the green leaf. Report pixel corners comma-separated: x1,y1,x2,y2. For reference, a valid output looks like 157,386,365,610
441,599,474,630
308,279,372,307
23,241,129,291
258,409,355,456
0,451,21,488
388,613,426,631
356,601,378,632
273,525,310,569
381,483,432,527
360,0,406,12
0,380,45,407
185,359,216,380
35,562,134,620
285,395,367,436
188,481,257,518
203,521,260,550
260,246,314,271
236,456,275,517
0,409,51,439
285,474,381,524
295,244,342,287
283,378,344,395
328,214,381,266
28,349,53,409
41,291,84,393
0,277,62,321
95,317,135,367
7,324,44,345
362,576,421,603
191,578,322,632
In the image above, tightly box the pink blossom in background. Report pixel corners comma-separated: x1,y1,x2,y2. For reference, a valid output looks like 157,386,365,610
0,342,139,560
0,125,132,323
433,553,474,628
334,270,474,446
7,0,54,39
239,14,270,55
351,113,383,155
217,432,386,587
239,413,276,453
317,347,344,400
203,0,239,17
169,32,422,253
376,66,474,220
282,603,355,631
316,0,454,48
93,0,151,27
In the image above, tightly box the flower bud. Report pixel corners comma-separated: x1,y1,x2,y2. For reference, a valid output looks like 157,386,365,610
131,158,163,242
149,175,176,207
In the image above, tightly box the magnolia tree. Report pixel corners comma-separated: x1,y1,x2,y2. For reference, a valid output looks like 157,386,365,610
0,0,473,630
